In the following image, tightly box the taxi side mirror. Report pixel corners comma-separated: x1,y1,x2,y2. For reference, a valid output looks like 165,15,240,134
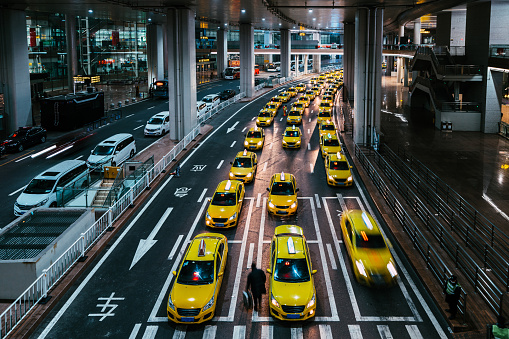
312,270,317,275
266,268,272,274
350,166,353,169
207,198,211,202
172,271,177,276
295,188,300,192
230,162,233,164
218,272,224,277
266,188,270,192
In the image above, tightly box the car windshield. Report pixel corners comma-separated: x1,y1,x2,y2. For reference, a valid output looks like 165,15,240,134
320,103,331,108
321,124,335,130
211,192,236,206
274,258,310,283
177,260,214,285
202,97,214,103
289,111,300,116
285,131,299,137
329,161,349,170
147,117,163,125
319,112,331,117
266,104,277,109
233,157,252,168
324,138,340,146
9,130,28,139
24,179,56,194
294,103,304,108
355,233,387,249
259,112,271,117
305,91,314,95
270,181,294,195
93,145,114,155
247,131,262,138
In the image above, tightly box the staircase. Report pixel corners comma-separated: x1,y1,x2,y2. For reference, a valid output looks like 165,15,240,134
91,179,115,207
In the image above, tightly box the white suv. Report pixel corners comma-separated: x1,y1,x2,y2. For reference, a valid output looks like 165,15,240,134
201,94,220,112
144,111,170,136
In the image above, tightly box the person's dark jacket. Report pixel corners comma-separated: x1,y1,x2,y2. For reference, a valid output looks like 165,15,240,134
247,268,266,297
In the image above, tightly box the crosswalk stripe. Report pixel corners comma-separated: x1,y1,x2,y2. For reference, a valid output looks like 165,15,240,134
377,325,393,339
232,325,246,339
247,243,255,268
172,325,186,339
348,325,363,339
261,325,273,339
128,323,141,339
405,325,423,339
291,326,303,339
319,324,333,339
202,325,217,339
326,243,337,270
141,325,158,339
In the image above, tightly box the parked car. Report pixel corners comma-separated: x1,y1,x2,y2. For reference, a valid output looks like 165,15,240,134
219,89,236,100
202,94,221,111
144,111,170,136
86,133,136,169
1,126,47,153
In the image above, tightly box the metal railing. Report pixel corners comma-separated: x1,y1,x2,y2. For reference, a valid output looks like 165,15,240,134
197,92,246,124
84,109,123,132
356,145,507,318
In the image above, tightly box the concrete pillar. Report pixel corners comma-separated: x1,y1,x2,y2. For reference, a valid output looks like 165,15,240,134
399,25,405,45
303,55,308,75
396,57,402,83
387,56,394,76
436,12,452,47
403,58,409,87
413,19,421,45
354,7,383,145
450,10,467,53
167,9,197,140
65,15,78,91
217,28,227,78
240,23,254,98
280,29,291,78
163,23,168,78
313,55,321,73
147,24,164,85
0,9,32,132
264,31,272,64
343,22,355,101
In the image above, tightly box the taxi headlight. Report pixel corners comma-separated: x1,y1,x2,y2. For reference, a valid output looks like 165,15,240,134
229,172,235,178
347,176,353,182
257,141,263,146
271,293,280,308
246,172,252,178
206,211,211,220
296,140,301,145
167,295,175,310
202,295,215,312
244,141,249,146
387,261,398,278
356,260,367,277
306,293,316,309
282,140,287,145
229,212,237,221
268,201,275,208
290,202,297,209
328,175,334,181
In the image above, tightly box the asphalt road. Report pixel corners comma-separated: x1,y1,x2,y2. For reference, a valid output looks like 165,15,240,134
29,77,452,339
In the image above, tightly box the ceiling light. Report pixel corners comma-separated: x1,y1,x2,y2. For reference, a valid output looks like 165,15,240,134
313,18,316,21
262,18,265,21
241,9,246,13
224,23,227,26
308,9,313,13
279,23,282,26
148,18,152,21
88,9,93,13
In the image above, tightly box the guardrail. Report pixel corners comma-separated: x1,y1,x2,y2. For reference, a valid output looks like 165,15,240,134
0,91,247,338
356,145,507,319
197,92,246,124
353,144,468,320
84,109,123,132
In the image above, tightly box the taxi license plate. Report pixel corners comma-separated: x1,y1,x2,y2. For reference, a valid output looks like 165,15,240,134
277,210,288,215
181,317,195,322
250,146,256,149
215,223,224,227
287,314,300,319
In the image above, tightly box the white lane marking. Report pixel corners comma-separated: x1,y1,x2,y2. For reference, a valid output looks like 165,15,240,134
377,325,393,339
217,160,224,169
125,114,135,118
141,325,158,339
291,326,303,339
31,144,57,158
326,243,337,270
202,325,217,339
310,163,314,173
256,193,261,207
274,128,278,133
311,110,314,113
172,325,186,339
74,155,83,160
308,129,311,134
167,234,184,260
309,197,339,321
241,127,247,133
280,117,283,121
147,106,155,110
315,194,321,208
227,121,239,134
251,117,256,121
257,197,267,269
230,141,236,148
232,326,246,339
46,144,74,159
128,323,141,339
247,243,255,268
198,188,208,203
133,125,144,130
263,162,267,171
9,185,27,197
406,325,424,339
229,240,243,244
307,143,311,150
309,117,312,122
15,154,33,162
165,101,169,103
261,325,273,339
319,324,333,339
306,240,319,244
348,325,363,339
269,142,273,149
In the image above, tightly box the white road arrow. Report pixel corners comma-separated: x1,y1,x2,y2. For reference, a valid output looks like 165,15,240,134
130,207,173,270
226,121,239,134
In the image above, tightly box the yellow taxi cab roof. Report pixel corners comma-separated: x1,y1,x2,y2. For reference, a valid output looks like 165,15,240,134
248,127,261,132
272,172,294,183
275,224,303,236
236,150,254,158
320,120,335,127
323,133,339,140
348,210,382,235
328,152,346,162
275,233,306,259
284,125,300,131
216,179,242,193
186,233,225,260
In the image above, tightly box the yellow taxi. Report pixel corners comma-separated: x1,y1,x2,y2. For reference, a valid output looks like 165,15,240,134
257,111,274,127
263,103,279,117
317,110,332,124
319,120,337,137
229,149,257,183
322,95,334,104
311,86,321,97
282,126,302,148
286,109,303,125
167,233,228,324
325,152,353,186
318,74,326,81
340,210,398,287
291,102,306,114
304,90,316,101
320,133,342,158
270,97,283,109
287,87,298,97
297,95,310,108
267,225,317,321
295,83,307,92
244,127,265,150
205,180,245,228
267,172,299,216
317,80,326,89
324,88,336,96
318,101,333,114
310,77,319,84
277,92,291,103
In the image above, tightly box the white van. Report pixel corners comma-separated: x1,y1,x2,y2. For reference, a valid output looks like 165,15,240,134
14,160,89,216
201,94,220,111
197,101,207,116
86,133,136,169
144,111,170,136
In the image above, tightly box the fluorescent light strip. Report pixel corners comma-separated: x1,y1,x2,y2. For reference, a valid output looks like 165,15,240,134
46,145,73,159
31,145,57,158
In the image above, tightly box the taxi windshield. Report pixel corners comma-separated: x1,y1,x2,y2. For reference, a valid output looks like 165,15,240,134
324,138,340,146
329,161,349,170
320,103,331,108
24,179,56,194
259,112,271,117
93,145,114,155
177,260,214,285
285,131,299,137
305,91,314,95
271,182,294,195
294,103,304,108
211,192,236,206
233,157,252,168
319,112,331,117
274,258,310,283
321,124,335,130
247,131,262,138
266,104,277,109
355,233,386,249
289,111,300,116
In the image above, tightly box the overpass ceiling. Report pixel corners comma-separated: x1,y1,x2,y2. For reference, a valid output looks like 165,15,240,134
0,0,472,32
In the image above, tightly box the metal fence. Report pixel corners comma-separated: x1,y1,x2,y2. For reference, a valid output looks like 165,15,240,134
197,92,246,124
84,109,123,132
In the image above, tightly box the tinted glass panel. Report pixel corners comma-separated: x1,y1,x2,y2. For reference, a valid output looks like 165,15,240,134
355,233,386,249
274,258,310,283
329,161,349,170
147,117,164,125
93,145,114,155
270,182,294,195
233,157,252,168
211,192,236,206
324,139,340,146
24,179,56,194
177,260,214,285
247,131,262,138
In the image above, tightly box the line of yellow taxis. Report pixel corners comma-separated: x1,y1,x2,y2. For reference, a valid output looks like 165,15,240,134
167,72,398,324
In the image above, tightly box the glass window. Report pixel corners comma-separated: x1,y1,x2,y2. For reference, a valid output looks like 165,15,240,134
247,131,262,138
274,258,310,282
233,157,252,168
258,112,271,117
355,232,386,249
211,192,236,206
177,260,214,285
147,117,164,125
24,179,56,194
285,130,299,137
93,145,115,155
270,182,294,195
329,161,349,170
324,138,339,146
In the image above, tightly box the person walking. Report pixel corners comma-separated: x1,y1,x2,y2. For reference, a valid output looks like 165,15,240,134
443,275,461,319
246,263,266,312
